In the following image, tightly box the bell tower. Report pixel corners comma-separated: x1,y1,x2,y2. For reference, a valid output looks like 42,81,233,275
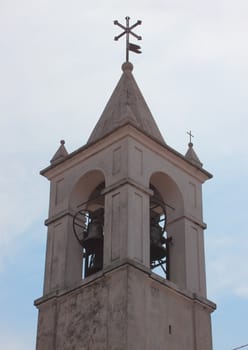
35,23,215,349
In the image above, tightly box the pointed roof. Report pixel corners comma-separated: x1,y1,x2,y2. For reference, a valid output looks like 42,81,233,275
87,62,165,145
50,140,68,164
185,142,203,168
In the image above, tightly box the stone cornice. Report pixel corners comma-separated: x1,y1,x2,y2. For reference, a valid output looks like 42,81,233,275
34,259,216,313
40,124,212,183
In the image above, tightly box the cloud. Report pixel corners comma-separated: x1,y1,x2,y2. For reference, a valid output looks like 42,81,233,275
235,287,248,299
0,152,47,272
206,231,248,300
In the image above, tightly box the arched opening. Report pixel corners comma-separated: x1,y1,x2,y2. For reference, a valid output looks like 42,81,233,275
149,184,171,278
70,170,105,279
149,172,184,280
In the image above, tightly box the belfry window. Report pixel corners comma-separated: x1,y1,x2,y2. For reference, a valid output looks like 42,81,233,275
73,182,105,278
150,184,171,279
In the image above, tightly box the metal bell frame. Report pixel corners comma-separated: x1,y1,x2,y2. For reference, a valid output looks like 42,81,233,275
150,186,172,279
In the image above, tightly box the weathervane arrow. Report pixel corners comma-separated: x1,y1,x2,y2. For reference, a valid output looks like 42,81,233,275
128,43,142,54
114,16,142,62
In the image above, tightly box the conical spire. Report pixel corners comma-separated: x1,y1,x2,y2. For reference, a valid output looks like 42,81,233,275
50,140,68,164
185,142,203,167
87,62,165,145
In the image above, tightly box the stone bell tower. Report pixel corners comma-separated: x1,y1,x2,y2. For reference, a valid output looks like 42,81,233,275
35,57,215,348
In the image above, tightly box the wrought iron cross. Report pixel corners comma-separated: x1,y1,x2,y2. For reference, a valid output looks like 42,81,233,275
187,130,194,144
114,16,142,63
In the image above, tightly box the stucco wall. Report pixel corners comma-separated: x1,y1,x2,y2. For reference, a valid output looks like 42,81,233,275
36,263,214,350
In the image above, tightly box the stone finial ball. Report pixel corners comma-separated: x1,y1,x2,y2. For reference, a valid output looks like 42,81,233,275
122,62,133,72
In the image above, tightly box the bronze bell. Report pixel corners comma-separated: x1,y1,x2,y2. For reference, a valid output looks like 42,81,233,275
83,208,104,276
150,211,167,262
83,208,104,253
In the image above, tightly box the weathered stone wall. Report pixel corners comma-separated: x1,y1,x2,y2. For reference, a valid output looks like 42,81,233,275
36,263,214,350
36,266,128,350
127,265,213,350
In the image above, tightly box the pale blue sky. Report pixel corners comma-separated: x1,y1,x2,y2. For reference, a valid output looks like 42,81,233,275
0,1,248,349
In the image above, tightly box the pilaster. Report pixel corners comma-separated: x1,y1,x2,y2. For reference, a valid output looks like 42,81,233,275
167,216,207,296
104,180,150,269
43,213,82,295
